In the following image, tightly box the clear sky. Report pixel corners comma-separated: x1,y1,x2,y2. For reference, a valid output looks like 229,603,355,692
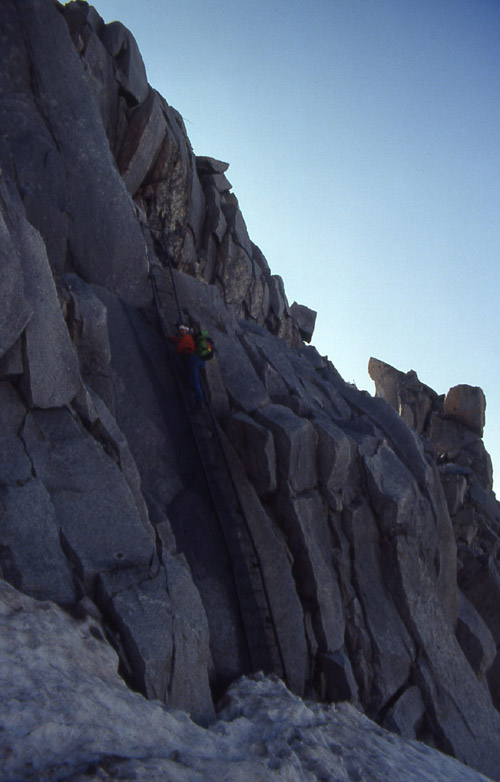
92,0,500,490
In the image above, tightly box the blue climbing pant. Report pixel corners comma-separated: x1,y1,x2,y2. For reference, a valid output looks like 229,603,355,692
185,353,205,403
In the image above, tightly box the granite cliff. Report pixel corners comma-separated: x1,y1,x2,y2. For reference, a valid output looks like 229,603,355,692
1,1,500,779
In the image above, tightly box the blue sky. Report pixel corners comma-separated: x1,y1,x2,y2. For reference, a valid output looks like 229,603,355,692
93,0,500,489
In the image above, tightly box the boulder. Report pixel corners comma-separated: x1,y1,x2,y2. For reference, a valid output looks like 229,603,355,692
290,301,317,343
444,385,486,436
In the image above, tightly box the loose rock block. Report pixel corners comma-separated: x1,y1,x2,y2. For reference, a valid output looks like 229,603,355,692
444,385,486,437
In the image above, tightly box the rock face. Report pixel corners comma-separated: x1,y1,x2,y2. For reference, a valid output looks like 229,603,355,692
1,1,500,779
444,384,486,437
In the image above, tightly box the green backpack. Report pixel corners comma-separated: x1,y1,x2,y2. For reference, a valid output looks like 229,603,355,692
195,330,215,361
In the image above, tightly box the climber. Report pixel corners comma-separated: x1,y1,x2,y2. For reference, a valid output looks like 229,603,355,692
168,323,205,406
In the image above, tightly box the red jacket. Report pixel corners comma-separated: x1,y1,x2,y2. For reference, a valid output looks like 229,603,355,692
170,333,196,355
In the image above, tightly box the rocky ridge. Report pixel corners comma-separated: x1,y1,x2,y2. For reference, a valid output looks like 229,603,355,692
1,1,500,779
